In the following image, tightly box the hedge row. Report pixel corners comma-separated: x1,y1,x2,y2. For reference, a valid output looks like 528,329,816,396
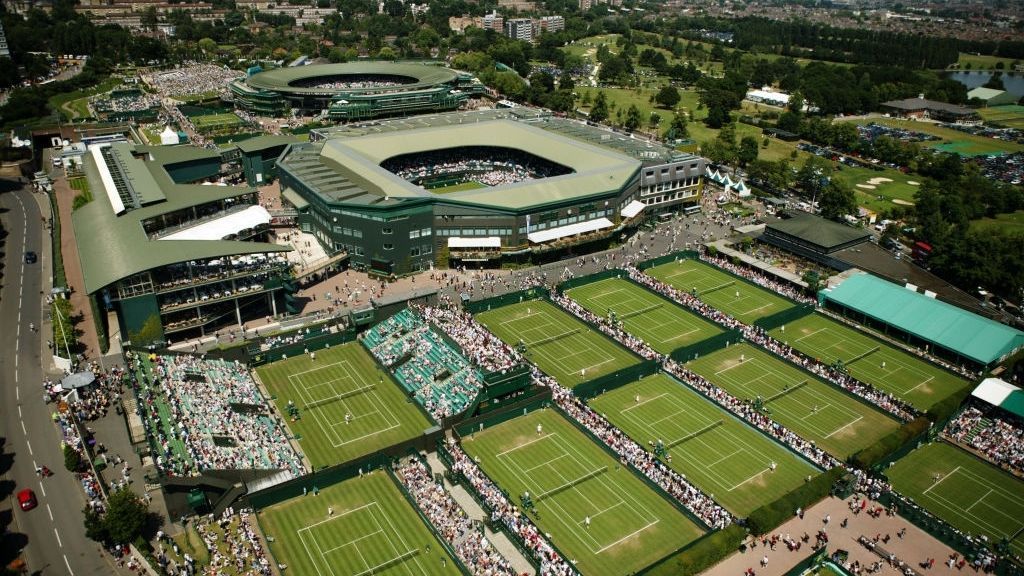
926,386,974,424
746,467,846,536
640,524,747,576
850,416,931,470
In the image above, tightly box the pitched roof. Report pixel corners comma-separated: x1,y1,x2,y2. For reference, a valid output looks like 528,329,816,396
822,273,1024,365
966,87,1006,100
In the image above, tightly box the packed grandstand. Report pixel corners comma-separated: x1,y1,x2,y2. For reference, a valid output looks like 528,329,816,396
380,145,574,189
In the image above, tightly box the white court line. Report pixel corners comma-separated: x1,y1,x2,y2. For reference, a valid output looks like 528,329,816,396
496,432,555,457
622,392,669,413
318,529,385,555
728,468,773,492
595,521,659,554
825,415,863,438
923,465,960,494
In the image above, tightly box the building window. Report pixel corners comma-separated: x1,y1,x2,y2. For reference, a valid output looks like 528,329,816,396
420,227,431,236
383,243,393,250
422,244,432,254
410,229,420,239
382,227,393,235
410,247,421,257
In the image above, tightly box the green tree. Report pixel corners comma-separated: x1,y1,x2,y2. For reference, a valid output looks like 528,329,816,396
664,112,689,140
796,156,833,199
623,104,642,132
654,85,680,108
649,111,662,129
63,444,82,472
197,37,217,56
819,180,857,220
802,270,822,296
327,47,347,63
103,489,149,546
377,46,397,60
141,6,159,31
589,91,609,122
738,136,759,167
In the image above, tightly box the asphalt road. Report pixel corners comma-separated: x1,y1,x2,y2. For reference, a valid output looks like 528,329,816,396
0,185,115,575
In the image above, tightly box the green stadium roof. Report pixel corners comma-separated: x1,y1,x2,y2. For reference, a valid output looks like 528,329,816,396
243,62,460,95
766,213,871,250
308,120,641,210
822,273,1024,365
74,144,289,294
972,379,1024,420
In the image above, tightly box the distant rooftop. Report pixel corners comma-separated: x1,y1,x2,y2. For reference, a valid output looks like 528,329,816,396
881,97,975,116
765,212,871,252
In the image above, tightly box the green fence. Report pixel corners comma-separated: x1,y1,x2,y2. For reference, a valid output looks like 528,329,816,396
463,287,550,314
637,524,747,576
636,250,701,271
247,452,390,510
572,359,662,400
453,391,552,438
556,268,624,291
782,548,830,576
669,330,744,363
247,328,358,366
754,304,815,331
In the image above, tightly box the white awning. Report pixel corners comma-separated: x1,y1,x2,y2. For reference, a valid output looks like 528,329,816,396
527,217,613,244
972,378,1019,406
161,205,272,241
448,236,501,249
620,200,646,219
91,145,125,215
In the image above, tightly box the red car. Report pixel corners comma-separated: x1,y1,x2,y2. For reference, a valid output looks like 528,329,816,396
17,489,37,511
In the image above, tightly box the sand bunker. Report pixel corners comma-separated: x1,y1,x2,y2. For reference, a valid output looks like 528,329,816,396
856,184,877,190
907,180,920,186
867,177,893,185
892,199,915,206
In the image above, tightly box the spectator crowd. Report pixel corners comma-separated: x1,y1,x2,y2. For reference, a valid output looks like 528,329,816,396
395,457,518,576
944,406,1024,475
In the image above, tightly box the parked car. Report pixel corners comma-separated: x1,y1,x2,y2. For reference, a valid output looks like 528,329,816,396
17,489,37,511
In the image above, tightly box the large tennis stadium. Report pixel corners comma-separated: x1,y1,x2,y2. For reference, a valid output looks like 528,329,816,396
229,61,486,119
279,109,706,275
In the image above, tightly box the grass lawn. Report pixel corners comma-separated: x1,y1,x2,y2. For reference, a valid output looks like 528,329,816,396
645,258,796,324
687,344,900,458
190,112,244,131
428,180,487,193
768,314,971,412
977,105,1024,130
953,53,1019,70
830,165,922,212
589,373,819,516
49,76,121,121
258,470,462,576
475,299,642,388
838,118,1024,155
887,442,1024,557
565,277,723,355
461,409,705,576
255,342,432,469
971,210,1024,236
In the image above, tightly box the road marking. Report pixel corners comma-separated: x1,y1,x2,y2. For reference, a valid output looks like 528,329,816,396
17,405,21,418
38,481,46,497
26,439,33,455
47,504,54,521
54,528,63,548
64,554,75,575
15,386,19,401
21,421,27,435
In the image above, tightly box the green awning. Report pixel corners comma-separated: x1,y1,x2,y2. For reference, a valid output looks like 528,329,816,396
281,187,309,211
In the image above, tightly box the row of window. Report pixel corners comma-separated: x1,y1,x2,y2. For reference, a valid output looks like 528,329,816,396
436,228,513,237
643,190,695,205
641,179,698,196
408,227,432,239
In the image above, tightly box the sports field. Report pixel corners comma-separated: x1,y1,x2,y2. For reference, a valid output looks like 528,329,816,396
565,277,723,354
475,300,642,388
190,112,244,131
768,314,970,411
888,442,1024,558
978,105,1024,130
258,470,462,576
256,343,432,469
687,344,899,458
645,259,796,323
461,409,704,576
589,373,819,515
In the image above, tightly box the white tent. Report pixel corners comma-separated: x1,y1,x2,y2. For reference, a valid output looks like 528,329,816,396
160,126,180,145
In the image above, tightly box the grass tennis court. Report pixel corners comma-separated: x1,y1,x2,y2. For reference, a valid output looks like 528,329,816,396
190,112,244,131
887,442,1024,558
461,409,704,576
258,470,462,576
589,373,819,516
768,314,970,411
978,105,1024,130
565,277,723,354
645,259,795,323
256,343,432,469
428,181,487,193
475,300,642,388
687,344,899,458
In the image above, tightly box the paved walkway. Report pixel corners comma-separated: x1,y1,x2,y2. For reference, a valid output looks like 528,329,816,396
424,451,536,575
52,176,101,359
708,496,963,576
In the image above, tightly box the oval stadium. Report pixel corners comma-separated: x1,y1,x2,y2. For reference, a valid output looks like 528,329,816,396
229,61,485,120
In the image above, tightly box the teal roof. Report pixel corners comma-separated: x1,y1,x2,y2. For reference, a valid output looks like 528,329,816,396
822,273,1024,365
